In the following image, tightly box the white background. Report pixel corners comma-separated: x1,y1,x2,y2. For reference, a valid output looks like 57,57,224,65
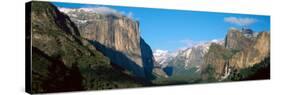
0,0,280,95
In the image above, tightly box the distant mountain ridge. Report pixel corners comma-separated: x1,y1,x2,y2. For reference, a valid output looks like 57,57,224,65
153,28,269,82
153,40,223,70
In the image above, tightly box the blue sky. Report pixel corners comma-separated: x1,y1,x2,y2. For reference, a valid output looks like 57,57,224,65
52,2,270,52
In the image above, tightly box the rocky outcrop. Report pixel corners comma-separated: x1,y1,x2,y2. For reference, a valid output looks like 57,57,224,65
229,31,270,69
31,2,88,67
203,43,228,79
204,28,270,80
253,32,270,63
60,8,154,79
225,28,254,50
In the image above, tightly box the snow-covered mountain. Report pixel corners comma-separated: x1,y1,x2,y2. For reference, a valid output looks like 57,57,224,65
58,7,131,25
153,49,175,67
153,40,224,75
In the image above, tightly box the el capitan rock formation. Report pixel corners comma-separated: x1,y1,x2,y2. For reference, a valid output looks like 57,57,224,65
60,8,155,79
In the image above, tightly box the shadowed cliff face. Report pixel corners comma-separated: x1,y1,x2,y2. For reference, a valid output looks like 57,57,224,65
60,8,154,79
31,2,80,37
140,38,155,79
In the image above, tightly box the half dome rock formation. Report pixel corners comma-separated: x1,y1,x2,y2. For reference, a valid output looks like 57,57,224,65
59,8,154,79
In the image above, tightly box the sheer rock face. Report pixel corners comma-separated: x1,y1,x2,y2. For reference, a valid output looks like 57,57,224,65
60,8,154,78
87,15,144,77
203,43,228,79
225,28,254,50
140,38,155,79
253,32,270,63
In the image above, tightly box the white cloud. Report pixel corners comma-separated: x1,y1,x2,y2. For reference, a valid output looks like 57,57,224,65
179,39,223,49
82,7,121,15
154,49,168,54
224,17,257,26
59,6,135,19
127,12,134,19
179,39,206,48
86,7,135,19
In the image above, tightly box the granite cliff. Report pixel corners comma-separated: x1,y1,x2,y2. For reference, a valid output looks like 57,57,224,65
60,8,155,79
204,28,270,80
